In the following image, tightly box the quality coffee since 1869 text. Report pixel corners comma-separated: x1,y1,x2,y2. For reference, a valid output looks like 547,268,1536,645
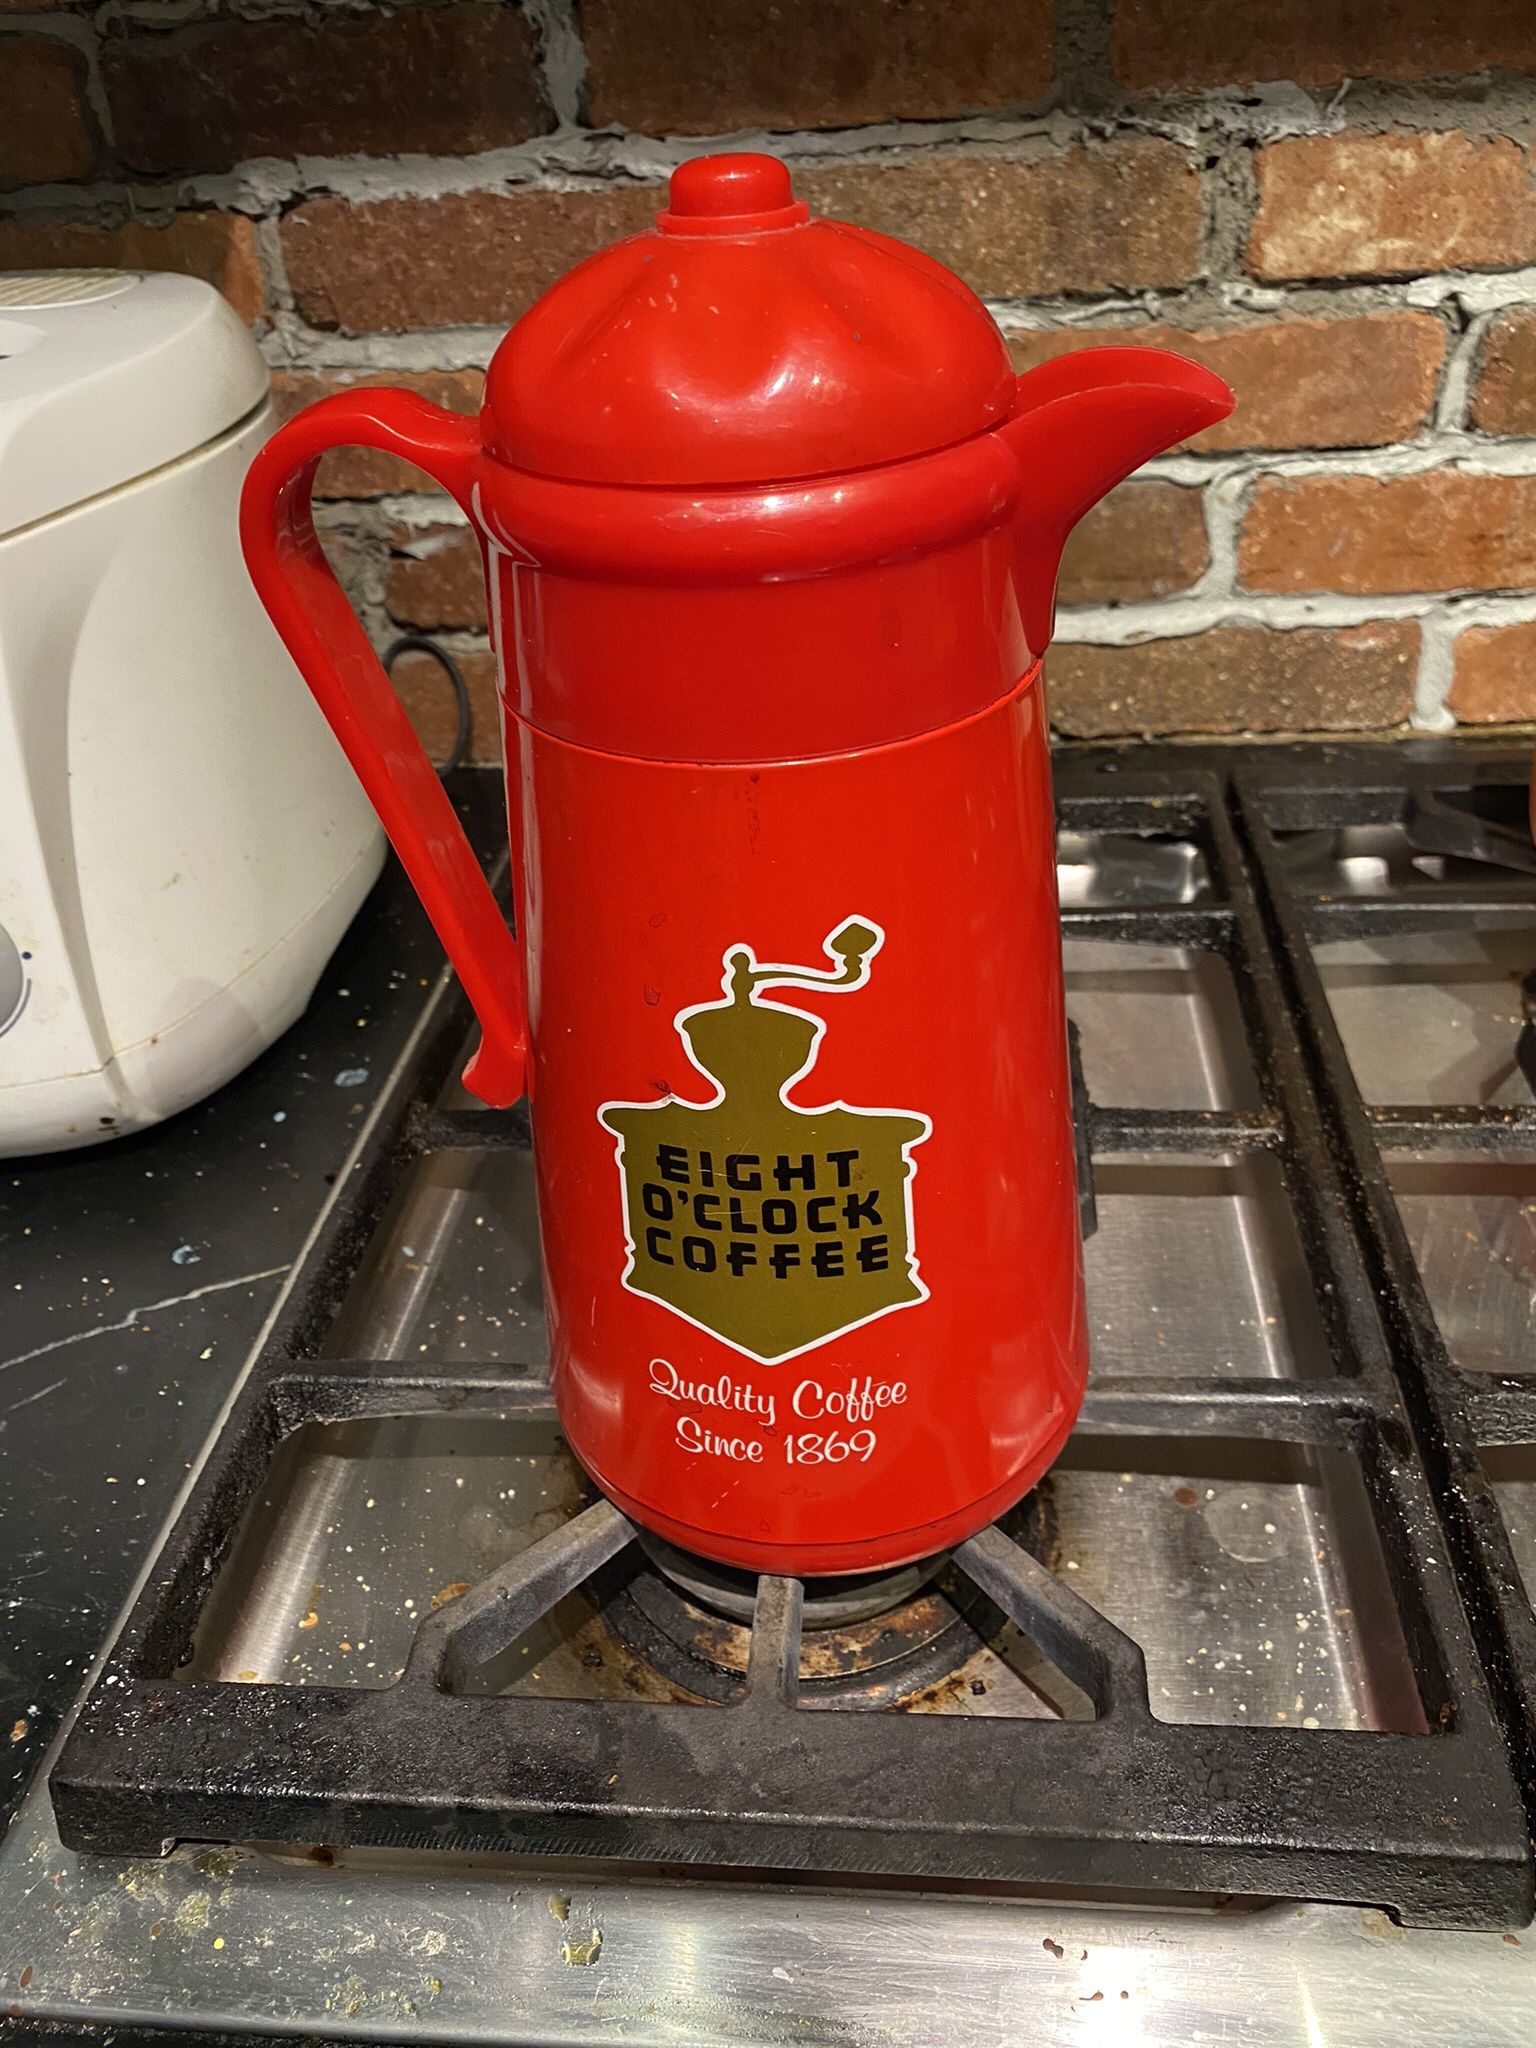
646,1356,908,1466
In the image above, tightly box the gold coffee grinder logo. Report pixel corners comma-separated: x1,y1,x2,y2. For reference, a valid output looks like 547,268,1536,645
599,919,931,1364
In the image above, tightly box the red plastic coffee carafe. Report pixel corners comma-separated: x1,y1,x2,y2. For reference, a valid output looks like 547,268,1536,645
241,153,1232,1576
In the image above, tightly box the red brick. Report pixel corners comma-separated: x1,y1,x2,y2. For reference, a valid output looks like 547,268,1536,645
1241,472,1536,595
1114,0,1536,91
1057,482,1206,605
281,185,662,334
1010,312,1445,452
1470,307,1536,435
392,647,500,766
386,523,485,630
799,143,1202,298
584,0,1052,134
0,35,94,185
1448,623,1536,723
102,5,549,176
1048,623,1419,738
1250,131,1536,280
0,210,264,323
271,369,485,497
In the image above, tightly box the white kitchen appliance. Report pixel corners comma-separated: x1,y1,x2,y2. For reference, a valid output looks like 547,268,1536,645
0,270,383,1155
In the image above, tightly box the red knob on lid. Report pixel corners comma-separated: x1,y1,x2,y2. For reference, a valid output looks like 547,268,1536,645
658,152,809,235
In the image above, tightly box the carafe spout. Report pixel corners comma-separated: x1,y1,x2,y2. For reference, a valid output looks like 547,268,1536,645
994,348,1234,658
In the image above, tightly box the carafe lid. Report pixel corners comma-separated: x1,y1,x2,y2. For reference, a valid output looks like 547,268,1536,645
482,153,1015,489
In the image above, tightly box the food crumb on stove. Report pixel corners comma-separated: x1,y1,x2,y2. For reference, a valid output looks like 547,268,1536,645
299,1611,319,1631
549,1895,569,1922
561,1928,602,1966
9,1718,27,1742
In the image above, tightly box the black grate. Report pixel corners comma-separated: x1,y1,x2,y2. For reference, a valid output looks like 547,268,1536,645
1228,744,1536,1830
49,744,1536,1930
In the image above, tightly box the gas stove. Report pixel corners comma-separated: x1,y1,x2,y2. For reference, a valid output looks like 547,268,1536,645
4,741,1536,2045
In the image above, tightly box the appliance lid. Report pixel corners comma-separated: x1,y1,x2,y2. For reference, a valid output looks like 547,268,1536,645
482,152,1017,488
0,270,268,541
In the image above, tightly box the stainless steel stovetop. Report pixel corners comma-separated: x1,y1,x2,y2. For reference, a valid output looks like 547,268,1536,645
4,744,1536,2045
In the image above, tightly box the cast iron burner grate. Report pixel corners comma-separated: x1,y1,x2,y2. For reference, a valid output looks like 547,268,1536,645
49,746,1536,1930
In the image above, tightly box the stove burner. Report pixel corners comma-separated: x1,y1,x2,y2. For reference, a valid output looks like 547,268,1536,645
605,1563,968,1706
634,1528,948,1627
596,1492,1057,1707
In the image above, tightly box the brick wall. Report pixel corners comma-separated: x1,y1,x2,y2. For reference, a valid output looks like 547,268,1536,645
6,0,1536,756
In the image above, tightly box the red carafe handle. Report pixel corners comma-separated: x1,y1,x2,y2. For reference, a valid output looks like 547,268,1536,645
240,389,527,1107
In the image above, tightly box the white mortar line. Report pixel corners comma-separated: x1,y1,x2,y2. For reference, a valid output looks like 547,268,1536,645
314,492,470,531
990,279,1471,328
1413,614,1461,732
1143,433,1536,485
2,116,1087,219
1432,308,1490,431
1054,591,1536,639
248,213,292,321
10,118,1536,227
524,0,587,129
1407,265,1536,313
1194,469,1247,602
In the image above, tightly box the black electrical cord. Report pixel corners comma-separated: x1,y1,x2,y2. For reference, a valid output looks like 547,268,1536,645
381,633,474,777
